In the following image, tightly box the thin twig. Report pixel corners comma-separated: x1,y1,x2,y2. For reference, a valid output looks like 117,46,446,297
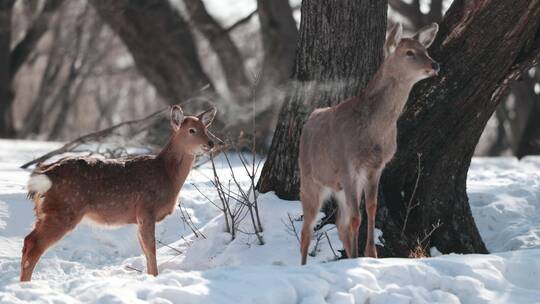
125,265,142,273
157,239,183,255
178,203,206,239
324,231,339,259
401,153,422,237
419,219,442,245
282,213,301,244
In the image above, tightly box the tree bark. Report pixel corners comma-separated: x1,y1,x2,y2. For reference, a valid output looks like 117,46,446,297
184,0,249,101
90,0,215,105
379,0,540,256
257,0,388,199
0,0,15,137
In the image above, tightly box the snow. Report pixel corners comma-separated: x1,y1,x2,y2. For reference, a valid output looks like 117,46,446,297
1,139,540,303
468,157,540,252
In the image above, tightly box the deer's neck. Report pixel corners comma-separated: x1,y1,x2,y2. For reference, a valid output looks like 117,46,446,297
157,139,195,191
356,63,416,123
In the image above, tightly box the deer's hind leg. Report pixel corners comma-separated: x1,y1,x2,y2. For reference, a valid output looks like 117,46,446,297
337,174,363,259
300,180,326,265
21,198,83,281
136,211,158,276
334,190,352,258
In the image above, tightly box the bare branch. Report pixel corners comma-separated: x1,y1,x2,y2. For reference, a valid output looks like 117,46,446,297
401,153,422,237
225,9,258,33
184,0,249,100
157,239,183,255
282,213,300,244
20,108,167,169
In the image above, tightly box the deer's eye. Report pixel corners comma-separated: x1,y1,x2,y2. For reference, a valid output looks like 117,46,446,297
189,128,196,134
406,50,415,57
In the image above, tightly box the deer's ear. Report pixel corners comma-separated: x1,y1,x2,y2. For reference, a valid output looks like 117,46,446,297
197,107,217,127
414,23,439,48
384,22,403,58
170,105,184,131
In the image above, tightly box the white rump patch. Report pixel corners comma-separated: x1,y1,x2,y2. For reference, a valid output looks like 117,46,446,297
27,174,52,195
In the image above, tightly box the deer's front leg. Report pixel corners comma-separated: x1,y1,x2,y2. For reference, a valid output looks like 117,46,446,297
364,169,382,258
136,212,158,276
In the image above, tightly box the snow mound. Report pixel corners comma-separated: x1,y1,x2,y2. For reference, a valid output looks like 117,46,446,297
468,157,540,252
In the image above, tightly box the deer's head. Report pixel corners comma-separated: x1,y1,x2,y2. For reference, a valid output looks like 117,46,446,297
384,22,440,82
169,105,217,156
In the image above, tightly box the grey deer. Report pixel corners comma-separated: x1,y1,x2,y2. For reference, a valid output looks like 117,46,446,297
298,23,440,264
22,105,216,281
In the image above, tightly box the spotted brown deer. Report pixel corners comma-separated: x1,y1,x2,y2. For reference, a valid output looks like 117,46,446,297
21,105,217,281
298,23,440,264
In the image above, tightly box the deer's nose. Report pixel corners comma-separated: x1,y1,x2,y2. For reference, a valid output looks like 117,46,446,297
431,62,440,73
208,141,214,148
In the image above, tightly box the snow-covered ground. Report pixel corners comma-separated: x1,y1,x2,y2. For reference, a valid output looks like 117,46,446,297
0,139,539,303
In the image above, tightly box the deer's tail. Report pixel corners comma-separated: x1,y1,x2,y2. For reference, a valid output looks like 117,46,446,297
27,174,52,200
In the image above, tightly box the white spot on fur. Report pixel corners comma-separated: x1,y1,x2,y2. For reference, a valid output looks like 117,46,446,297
27,174,52,195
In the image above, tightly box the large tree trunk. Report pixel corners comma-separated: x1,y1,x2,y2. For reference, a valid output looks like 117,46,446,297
0,0,15,138
90,0,215,105
257,0,388,198
258,0,540,257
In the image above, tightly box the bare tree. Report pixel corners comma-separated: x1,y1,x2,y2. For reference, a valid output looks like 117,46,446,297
257,0,298,87
11,0,65,78
0,0,64,138
90,0,216,106
251,0,299,145
184,0,250,101
47,4,109,140
0,0,16,137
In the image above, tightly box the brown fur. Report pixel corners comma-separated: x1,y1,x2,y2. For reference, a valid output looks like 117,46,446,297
20,105,217,281
298,23,440,264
